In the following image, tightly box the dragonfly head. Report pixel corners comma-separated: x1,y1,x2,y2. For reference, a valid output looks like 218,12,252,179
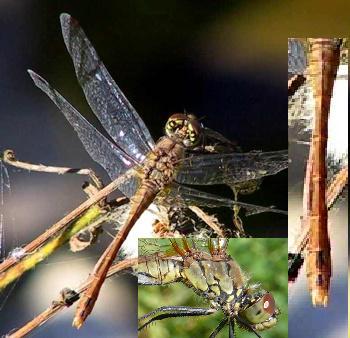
165,113,202,147
237,292,279,331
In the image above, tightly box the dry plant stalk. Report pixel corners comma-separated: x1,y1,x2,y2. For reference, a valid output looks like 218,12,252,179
0,174,131,274
188,205,226,237
2,149,103,188
6,258,138,338
0,150,133,287
0,205,103,289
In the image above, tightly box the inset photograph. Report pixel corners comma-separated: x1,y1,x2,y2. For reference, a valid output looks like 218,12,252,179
138,238,287,338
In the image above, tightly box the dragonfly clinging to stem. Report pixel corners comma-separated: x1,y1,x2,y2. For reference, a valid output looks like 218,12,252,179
27,13,288,327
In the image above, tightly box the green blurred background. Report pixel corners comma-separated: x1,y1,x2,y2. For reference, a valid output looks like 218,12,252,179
138,238,287,338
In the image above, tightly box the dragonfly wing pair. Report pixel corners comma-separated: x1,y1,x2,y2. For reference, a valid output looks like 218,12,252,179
30,13,287,224
60,13,155,159
28,71,141,198
176,150,288,186
165,184,287,216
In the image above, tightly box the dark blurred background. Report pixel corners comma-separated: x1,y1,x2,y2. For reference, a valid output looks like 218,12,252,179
0,1,349,337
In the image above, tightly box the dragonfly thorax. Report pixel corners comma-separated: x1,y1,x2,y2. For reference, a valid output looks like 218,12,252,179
189,261,280,332
142,137,185,189
165,113,202,147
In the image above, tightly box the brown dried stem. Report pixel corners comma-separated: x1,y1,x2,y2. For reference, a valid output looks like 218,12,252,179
2,149,103,188
0,169,133,275
188,205,226,237
6,258,138,338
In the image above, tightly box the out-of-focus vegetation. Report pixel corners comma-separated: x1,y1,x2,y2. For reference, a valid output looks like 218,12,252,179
138,238,287,338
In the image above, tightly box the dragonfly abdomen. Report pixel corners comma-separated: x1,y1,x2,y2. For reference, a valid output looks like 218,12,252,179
138,256,183,285
308,39,341,100
306,247,331,306
306,38,340,307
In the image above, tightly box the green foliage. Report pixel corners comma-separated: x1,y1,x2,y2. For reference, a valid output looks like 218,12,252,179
138,238,287,338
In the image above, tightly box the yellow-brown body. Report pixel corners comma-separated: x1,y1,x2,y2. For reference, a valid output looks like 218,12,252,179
138,239,278,332
74,137,185,327
306,38,341,307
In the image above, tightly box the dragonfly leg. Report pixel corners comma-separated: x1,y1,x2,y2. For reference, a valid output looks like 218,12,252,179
288,74,306,96
234,315,262,338
2,149,104,189
209,317,228,338
228,319,235,338
233,212,246,237
138,305,217,331
231,188,247,237
231,203,249,238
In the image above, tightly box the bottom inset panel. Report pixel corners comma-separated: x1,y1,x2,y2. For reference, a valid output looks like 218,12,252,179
138,238,287,338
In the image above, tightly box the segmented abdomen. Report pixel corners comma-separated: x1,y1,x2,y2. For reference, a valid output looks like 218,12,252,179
138,256,183,285
138,253,246,304
306,38,341,307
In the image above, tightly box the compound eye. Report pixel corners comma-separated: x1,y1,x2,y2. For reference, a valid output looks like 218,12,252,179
183,122,200,146
261,293,276,316
186,130,198,144
239,293,276,324
165,119,178,135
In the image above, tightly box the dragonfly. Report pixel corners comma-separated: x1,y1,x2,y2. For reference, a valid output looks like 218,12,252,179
138,238,281,338
288,38,348,306
28,13,287,327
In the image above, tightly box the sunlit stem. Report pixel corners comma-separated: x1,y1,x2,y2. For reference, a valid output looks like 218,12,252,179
0,168,133,277
0,205,104,290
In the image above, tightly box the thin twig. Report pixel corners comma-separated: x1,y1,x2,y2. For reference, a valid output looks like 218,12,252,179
0,199,128,290
0,169,133,276
6,258,138,338
327,166,348,209
2,149,103,189
188,205,226,237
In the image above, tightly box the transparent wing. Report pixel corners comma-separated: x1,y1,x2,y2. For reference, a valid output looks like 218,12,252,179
200,127,240,153
28,70,140,197
164,184,287,216
60,13,155,163
175,150,288,186
139,238,210,257
288,38,307,76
